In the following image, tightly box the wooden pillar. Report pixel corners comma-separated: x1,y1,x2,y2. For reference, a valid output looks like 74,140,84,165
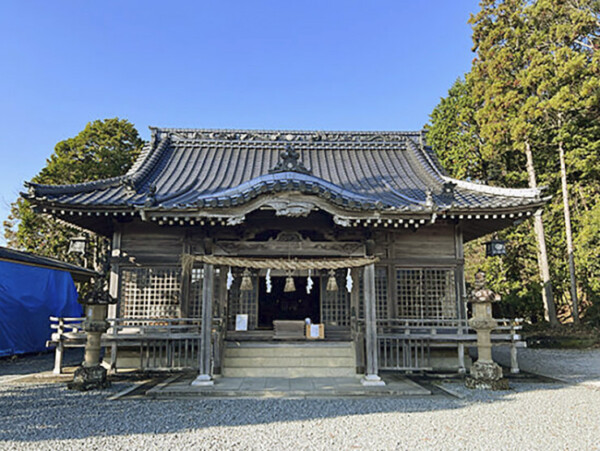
192,263,214,386
361,263,385,386
180,234,192,318
108,227,121,373
350,267,364,373
454,224,466,320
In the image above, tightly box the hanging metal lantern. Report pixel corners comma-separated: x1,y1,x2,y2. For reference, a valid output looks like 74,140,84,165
284,272,296,292
326,269,338,292
68,236,87,255
240,269,253,291
485,239,507,257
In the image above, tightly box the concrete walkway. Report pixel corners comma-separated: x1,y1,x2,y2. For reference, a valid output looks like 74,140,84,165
147,374,430,398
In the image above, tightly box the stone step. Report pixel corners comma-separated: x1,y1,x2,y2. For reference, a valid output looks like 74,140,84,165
224,345,354,358
222,341,356,378
222,366,356,378
223,356,355,368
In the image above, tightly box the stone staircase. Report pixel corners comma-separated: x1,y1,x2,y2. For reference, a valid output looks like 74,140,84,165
222,341,356,378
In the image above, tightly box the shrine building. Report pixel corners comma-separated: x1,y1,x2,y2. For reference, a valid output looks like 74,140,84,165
25,128,543,384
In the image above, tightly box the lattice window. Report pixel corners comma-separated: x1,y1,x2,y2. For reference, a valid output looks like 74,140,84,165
375,267,389,319
320,270,350,327
358,267,389,320
188,267,221,319
228,269,258,330
396,268,457,319
189,267,203,319
120,267,181,319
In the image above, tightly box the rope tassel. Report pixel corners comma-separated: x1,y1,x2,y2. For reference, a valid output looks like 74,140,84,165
284,272,296,292
326,269,338,292
240,269,253,291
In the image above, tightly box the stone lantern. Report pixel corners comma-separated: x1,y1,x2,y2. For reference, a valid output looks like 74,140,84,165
68,281,116,391
465,270,509,390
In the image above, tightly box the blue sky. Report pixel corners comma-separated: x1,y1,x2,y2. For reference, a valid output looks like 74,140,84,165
0,1,479,245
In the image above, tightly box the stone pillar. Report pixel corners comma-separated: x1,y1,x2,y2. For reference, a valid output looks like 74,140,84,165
69,301,112,391
465,271,509,390
361,263,385,386
192,263,215,386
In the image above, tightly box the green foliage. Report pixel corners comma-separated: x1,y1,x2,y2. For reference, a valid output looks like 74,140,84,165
3,118,143,264
428,0,600,322
426,78,487,181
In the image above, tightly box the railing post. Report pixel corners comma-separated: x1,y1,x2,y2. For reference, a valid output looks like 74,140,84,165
109,319,118,373
510,320,520,374
192,263,214,386
52,318,65,375
361,263,385,386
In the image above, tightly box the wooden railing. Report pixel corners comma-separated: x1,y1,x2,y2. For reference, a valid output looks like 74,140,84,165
48,317,215,374
107,318,203,371
48,316,86,374
372,318,524,372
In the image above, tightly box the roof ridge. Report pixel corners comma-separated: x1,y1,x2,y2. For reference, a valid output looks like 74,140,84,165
25,136,171,197
150,126,423,135
441,176,541,199
25,173,127,196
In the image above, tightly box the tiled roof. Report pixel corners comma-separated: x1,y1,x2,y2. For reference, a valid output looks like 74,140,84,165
25,128,545,216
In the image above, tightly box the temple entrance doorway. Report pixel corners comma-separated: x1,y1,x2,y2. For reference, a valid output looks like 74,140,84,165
257,276,321,328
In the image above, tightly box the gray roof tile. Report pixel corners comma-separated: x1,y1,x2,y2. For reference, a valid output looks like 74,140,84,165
25,128,545,214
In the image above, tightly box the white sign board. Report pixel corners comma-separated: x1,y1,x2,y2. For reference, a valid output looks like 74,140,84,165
235,314,248,331
310,324,320,338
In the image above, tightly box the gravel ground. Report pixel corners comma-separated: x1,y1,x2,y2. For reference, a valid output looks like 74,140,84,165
0,349,599,450
493,346,600,386
0,349,83,384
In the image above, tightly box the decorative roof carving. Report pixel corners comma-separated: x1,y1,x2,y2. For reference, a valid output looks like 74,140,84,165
161,128,413,143
144,184,157,207
268,144,311,175
265,199,315,217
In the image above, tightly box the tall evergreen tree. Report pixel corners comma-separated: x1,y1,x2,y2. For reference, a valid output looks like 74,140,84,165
523,0,600,322
468,0,558,324
428,0,600,324
3,118,143,265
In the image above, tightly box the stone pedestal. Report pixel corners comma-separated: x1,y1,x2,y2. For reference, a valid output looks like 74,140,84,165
465,361,509,390
465,271,508,391
69,365,110,391
191,374,215,386
361,374,386,386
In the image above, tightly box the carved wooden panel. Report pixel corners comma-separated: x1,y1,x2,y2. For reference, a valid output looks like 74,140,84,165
215,238,364,257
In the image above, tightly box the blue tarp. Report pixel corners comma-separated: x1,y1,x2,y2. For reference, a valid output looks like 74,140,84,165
0,260,82,357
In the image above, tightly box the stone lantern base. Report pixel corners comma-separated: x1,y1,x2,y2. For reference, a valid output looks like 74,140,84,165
68,365,110,391
465,361,509,390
